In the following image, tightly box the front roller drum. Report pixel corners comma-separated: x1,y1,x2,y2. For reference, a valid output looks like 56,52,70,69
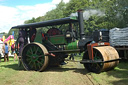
83,46,119,73
21,42,49,71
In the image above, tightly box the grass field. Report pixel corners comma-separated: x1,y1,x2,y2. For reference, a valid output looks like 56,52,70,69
75,55,128,85
91,61,128,85
0,56,128,85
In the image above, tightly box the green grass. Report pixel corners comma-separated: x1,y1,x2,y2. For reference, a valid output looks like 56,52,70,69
0,56,128,85
90,61,128,85
0,57,24,85
0,56,92,85
73,54,128,85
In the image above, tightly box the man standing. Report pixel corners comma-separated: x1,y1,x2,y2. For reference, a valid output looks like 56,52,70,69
2,41,10,62
18,28,27,57
29,27,37,42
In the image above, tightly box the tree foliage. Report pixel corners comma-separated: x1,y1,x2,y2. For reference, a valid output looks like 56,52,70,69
7,0,128,37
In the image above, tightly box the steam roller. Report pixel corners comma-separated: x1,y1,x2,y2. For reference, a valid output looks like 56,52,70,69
82,42,119,73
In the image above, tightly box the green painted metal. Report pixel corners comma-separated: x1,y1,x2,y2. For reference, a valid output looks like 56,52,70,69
48,35,67,44
34,31,42,43
70,16,77,20
65,40,78,50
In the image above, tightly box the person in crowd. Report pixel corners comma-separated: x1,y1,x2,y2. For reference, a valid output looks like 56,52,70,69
11,41,18,61
11,42,15,54
69,53,74,60
18,28,27,57
2,41,10,62
79,53,81,55
29,27,37,42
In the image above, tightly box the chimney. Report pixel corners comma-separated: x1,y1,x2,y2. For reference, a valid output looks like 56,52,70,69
77,9,85,40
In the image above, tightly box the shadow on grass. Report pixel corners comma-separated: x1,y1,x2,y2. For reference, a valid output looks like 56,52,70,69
1,59,89,75
2,64,89,74
46,65,89,75
1,64,25,71
107,60,128,85
0,59,15,62
111,79,128,85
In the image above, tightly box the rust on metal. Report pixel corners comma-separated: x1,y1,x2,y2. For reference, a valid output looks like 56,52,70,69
87,42,110,60
94,46,119,71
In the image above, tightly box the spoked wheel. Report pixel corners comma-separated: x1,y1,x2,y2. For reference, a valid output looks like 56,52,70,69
21,42,49,71
83,46,119,73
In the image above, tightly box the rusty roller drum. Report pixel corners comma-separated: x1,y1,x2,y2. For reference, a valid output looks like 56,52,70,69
83,46,119,73
21,42,49,71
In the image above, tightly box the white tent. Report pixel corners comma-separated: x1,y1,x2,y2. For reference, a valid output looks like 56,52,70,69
0,40,4,57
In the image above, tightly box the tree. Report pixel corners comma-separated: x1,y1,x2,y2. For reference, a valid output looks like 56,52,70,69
64,0,89,17
44,1,66,20
22,0,128,36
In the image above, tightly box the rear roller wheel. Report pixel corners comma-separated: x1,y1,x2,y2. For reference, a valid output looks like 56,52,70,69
21,42,49,71
83,46,119,73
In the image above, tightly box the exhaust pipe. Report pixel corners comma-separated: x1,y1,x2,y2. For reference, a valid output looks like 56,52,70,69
77,9,85,40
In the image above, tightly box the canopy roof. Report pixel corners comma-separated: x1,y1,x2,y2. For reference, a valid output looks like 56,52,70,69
11,17,78,29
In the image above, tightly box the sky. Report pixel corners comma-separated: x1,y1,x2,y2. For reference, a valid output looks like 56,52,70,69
0,0,69,33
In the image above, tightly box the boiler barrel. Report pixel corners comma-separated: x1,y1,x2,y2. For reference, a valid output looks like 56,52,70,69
65,41,78,50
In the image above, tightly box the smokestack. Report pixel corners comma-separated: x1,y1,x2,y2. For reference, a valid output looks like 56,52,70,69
77,9,85,40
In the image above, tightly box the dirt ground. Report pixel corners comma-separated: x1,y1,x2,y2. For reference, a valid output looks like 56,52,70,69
42,61,98,85
0,60,99,85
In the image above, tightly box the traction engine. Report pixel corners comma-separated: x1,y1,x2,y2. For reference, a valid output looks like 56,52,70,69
11,10,119,73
